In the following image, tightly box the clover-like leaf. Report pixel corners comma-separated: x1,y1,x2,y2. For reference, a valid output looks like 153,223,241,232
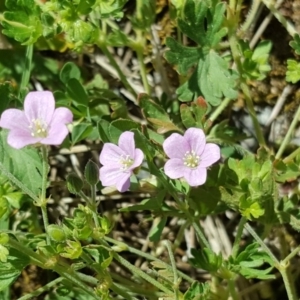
290,34,300,55
286,59,300,83
2,0,43,45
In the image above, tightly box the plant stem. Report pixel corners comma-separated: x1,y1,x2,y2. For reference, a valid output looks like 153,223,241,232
113,252,173,295
228,279,239,300
283,147,300,163
245,223,279,265
90,184,100,227
19,44,33,99
209,98,232,122
231,217,247,259
136,48,151,94
40,146,50,245
275,103,300,159
164,240,179,300
104,236,194,284
98,43,137,98
279,263,298,300
282,246,300,265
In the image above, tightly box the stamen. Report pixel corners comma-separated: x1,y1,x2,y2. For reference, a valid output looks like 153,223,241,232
119,154,134,171
29,118,48,138
183,150,200,168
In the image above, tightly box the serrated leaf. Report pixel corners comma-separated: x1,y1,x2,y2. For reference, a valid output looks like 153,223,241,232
286,59,300,83
177,51,238,105
184,282,211,300
2,0,42,45
0,131,42,195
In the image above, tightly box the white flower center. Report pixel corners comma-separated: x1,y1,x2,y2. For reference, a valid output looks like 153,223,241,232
29,118,48,138
119,154,134,171
183,150,200,169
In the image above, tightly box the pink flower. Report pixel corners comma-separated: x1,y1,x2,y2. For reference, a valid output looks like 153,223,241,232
0,91,73,149
163,128,220,187
99,131,144,192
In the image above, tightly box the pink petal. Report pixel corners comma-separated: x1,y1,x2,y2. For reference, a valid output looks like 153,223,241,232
6,130,40,149
99,143,124,165
163,133,189,159
164,158,185,179
131,148,144,169
184,128,206,155
99,165,131,192
41,107,73,145
118,131,135,158
115,173,131,192
24,91,55,124
0,109,29,130
183,167,207,186
199,143,221,168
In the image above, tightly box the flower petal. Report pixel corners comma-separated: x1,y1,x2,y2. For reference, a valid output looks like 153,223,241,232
115,173,131,192
0,109,29,130
199,143,221,168
99,143,124,165
164,158,185,179
6,130,40,149
118,131,135,158
183,167,207,186
131,148,144,169
41,107,73,145
99,165,131,192
24,91,55,124
163,133,189,159
184,128,206,155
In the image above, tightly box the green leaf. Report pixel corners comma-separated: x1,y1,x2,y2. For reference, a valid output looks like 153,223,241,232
0,131,42,195
60,62,81,84
290,34,300,55
139,94,181,133
2,0,42,45
148,216,167,242
178,0,227,48
184,282,211,300
165,37,201,75
71,123,94,145
0,198,9,219
0,82,14,114
286,59,300,83
97,0,127,18
108,119,140,144
66,78,89,107
177,51,238,105
97,118,111,143
190,248,222,273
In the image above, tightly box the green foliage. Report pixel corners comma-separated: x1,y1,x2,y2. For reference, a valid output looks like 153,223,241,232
165,0,238,105
240,40,272,80
190,248,223,273
183,282,211,300
229,243,275,280
2,0,43,45
286,59,300,83
290,34,300,55
0,131,42,195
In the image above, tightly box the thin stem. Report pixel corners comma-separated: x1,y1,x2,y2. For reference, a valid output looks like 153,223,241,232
136,48,151,94
228,279,239,300
283,147,300,163
240,0,261,34
282,246,300,265
113,252,173,295
279,264,298,300
98,44,137,98
0,162,39,202
90,184,100,227
40,146,50,245
164,240,179,300
209,98,232,122
245,223,279,265
275,103,300,159
231,217,247,259
104,236,194,284
228,34,266,147
18,277,63,300
19,44,33,99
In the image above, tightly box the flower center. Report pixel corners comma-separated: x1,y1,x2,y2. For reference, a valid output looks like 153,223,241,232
119,154,134,171
29,118,48,138
183,150,200,169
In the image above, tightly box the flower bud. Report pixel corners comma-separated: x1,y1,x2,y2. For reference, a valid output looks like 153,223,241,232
47,224,66,242
66,173,83,194
84,160,99,185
